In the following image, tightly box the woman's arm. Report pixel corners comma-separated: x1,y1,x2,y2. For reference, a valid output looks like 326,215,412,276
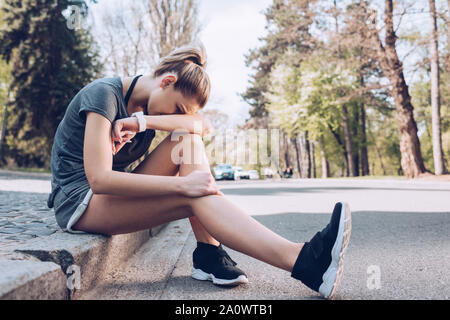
84,112,218,197
145,114,211,135
113,114,211,137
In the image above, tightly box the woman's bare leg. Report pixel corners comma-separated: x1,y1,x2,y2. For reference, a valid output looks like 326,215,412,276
174,135,302,270
131,134,219,246
176,135,302,271
190,195,302,271
74,134,303,272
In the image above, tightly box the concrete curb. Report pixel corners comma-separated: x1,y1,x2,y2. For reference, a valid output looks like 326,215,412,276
0,258,67,300
0,224,168,300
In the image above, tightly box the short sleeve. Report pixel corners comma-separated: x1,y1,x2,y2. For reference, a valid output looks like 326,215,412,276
78,83,119,123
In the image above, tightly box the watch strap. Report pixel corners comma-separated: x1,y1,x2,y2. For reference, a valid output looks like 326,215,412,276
131,111,146,132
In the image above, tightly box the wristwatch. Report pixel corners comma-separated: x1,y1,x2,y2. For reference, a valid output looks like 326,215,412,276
131,111,146,132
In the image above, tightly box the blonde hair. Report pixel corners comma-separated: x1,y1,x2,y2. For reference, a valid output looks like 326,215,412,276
153,44,211,109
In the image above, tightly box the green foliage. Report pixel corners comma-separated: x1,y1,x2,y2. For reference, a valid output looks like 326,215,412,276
411,72,450,172
0,58,11,120
265,47,399,175
0,0,102,167
241,0,316,119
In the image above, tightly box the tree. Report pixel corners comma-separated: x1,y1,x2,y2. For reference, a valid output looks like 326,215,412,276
429,0,448,174
447,0,450,71
340,1,385,176
241,0,317,122
95,0,201,77
362,0,427,178
0,8,12,162
291,134,302,177
319,136,329,178
96,0,151,76
331,0,357,177
0,0,101,167
148,0,201,58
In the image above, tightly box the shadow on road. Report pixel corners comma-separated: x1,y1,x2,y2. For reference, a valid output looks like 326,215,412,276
221,186,450,196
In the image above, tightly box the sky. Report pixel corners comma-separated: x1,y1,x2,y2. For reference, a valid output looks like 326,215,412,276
196,0,272,126
89,0,272,127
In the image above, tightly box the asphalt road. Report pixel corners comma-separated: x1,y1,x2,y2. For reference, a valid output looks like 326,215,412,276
81,178,450,300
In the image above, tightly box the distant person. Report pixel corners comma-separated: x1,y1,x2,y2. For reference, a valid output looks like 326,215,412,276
47,44,352,299
287,166,293,178
282,166,293,178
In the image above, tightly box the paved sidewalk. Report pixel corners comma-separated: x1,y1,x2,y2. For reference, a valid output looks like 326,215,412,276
0,170,59,253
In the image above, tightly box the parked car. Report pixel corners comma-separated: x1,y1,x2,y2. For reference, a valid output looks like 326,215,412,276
234,167,250,180
213,164,235,180
248,170,260,180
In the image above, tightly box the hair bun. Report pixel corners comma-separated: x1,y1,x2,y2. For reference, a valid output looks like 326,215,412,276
186,58,204,68
194,60,204,68
186,43,207,69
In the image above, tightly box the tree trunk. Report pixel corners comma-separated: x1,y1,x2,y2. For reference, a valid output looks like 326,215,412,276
305,131,311,178
292,134,302,178
429,0,448,175
342,105,356,177
319,137,329,178
359,74,370,176
351,104,360,176
447,0,450,71
0,87,11,164
366,0,426,178
311,141,316,178
282,131,290,169
327,123,348,173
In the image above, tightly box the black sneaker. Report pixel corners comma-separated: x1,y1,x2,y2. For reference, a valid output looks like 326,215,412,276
291,202,352,299
192,242,249,286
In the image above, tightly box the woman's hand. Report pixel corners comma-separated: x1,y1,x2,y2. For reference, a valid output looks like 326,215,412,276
180,170,222,197
111,118,138,155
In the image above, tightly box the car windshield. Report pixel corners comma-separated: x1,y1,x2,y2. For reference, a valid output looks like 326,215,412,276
217,164,232,169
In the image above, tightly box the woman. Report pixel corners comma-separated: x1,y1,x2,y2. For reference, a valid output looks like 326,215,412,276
47,45,352,299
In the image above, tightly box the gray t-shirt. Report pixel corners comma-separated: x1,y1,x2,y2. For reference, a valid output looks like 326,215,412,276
47,76,155,229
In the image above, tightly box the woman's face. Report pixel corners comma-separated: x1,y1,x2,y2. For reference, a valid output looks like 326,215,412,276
147,81,199,116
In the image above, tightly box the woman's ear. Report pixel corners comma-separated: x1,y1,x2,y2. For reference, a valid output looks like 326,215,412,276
161,74,177,89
